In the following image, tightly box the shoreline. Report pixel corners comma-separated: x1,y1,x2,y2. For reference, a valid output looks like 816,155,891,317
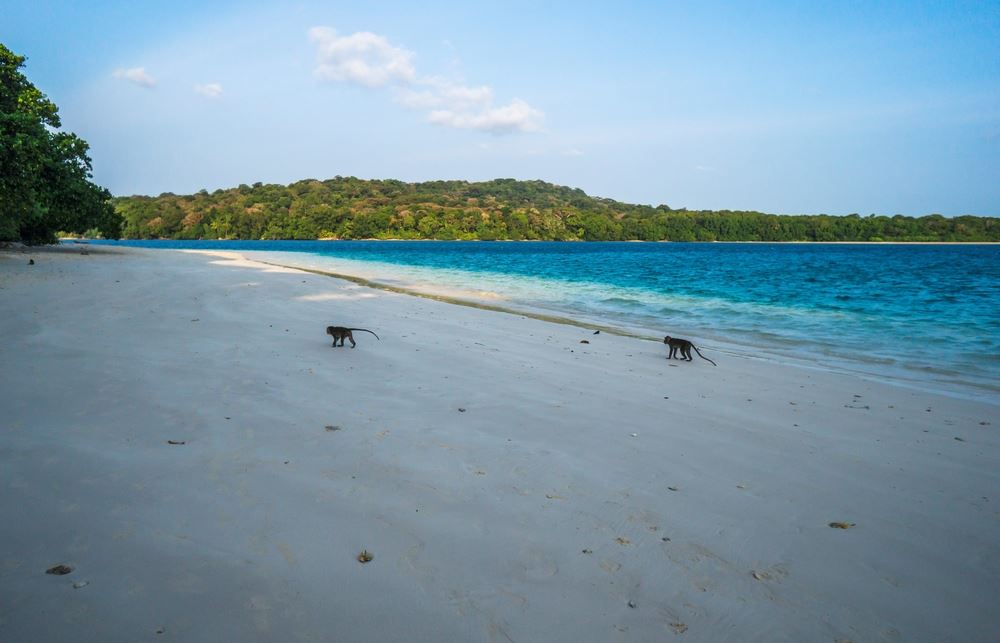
2,246,997,641
189,251,656,339
31,242,1000,400
195,248,999,404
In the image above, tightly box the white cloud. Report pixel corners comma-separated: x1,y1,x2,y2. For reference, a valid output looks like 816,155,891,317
113,67,155,88
308,26,415,88
428,98,544,134
308,26,543,134
194,83,224,99
429,78,493,108
397,79,492,110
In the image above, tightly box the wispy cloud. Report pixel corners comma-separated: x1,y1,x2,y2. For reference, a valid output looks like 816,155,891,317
396,78,493,110
308,26,543,134
113,67,155,88
194,83,224,99
428,99,543,134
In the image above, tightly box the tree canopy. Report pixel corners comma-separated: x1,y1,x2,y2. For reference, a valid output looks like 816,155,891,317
114,177,998,243
1,43,121,244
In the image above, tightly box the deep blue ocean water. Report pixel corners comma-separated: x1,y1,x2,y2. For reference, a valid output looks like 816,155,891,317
90,240,1000,398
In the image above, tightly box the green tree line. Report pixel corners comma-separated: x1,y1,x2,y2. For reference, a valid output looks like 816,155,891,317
114,177,999,242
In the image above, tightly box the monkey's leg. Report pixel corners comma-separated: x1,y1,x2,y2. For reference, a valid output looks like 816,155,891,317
348,335,356,348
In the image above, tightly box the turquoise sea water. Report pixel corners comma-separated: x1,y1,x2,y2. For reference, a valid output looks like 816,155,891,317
91,240,1000,398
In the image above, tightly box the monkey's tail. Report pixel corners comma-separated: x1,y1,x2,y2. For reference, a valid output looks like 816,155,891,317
349,328,380,340
692,345,717,366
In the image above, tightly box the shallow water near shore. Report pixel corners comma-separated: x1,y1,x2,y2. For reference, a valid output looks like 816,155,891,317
88,240,1000,398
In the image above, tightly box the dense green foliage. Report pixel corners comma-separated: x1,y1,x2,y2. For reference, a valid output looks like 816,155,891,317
115,177,998,242
0,44,120,245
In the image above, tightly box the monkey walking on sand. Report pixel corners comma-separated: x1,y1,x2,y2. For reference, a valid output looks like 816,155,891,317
663,335,717,366
326,326,380,348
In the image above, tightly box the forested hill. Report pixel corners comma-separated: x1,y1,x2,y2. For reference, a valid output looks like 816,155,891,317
112,177,999,242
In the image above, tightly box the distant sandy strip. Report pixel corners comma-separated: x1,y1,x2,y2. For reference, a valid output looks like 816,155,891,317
1,245,997,642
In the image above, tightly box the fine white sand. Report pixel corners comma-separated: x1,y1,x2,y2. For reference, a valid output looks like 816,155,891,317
1,245,997,642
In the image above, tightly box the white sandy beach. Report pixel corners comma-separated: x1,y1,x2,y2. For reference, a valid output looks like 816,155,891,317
1,245,997,642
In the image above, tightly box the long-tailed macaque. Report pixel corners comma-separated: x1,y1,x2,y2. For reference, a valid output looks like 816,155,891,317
663,336,717,366
326,326,380,348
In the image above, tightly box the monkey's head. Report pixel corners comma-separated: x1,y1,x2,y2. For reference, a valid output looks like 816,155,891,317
325,326,335,336
663,336,672,344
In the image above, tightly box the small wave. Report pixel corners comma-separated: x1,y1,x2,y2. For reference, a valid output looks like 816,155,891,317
897,362,963,377
600,297,643,308
834,353,898,366
724,337,828,354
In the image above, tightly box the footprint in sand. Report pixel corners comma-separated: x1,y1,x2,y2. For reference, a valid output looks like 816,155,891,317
751,564,788,582
515,547,558,581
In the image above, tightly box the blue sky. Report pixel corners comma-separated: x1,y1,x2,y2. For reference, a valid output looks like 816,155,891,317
3,0,998,215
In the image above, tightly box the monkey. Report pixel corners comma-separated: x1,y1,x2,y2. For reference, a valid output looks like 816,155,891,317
28,259,34,265
663,335,717,366
326,326,380,348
